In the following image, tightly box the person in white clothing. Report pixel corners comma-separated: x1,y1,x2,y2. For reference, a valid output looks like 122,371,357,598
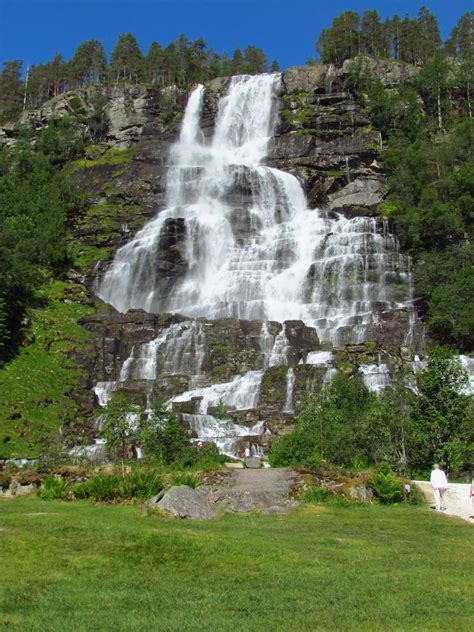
430,464,448,511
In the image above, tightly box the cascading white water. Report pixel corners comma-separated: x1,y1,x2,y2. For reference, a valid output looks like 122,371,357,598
93,73,417,454
98,73,414,347
283,368,296,413
173,371,265,456
359,363,391,392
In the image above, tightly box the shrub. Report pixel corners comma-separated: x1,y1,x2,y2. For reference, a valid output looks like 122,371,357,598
370,465,404,504
175,443,226,469
38,476,69,500
72,471,162,502
170,473,199,489
303,487,329,503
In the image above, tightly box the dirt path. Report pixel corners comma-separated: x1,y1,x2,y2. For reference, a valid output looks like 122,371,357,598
414,481,473,523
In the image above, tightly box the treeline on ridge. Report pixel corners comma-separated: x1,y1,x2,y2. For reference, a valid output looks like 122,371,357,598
0,34,278,123
315,6,472,65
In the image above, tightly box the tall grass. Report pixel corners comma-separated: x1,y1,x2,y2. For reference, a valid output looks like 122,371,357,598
72,471,163,502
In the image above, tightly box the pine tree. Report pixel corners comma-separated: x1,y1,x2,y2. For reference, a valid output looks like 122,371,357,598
231,48,243,74
110,33,144,83
416,6,441,64
69,40,107,87
0,60,23,121
243,46,268,74
445,12,474,57
316,11,360,64
145,41,163,85
361,10,385,57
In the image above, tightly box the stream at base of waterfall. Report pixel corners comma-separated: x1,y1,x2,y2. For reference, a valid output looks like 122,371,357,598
88,73,422,458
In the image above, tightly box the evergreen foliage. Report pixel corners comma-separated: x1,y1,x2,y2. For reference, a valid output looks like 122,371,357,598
0,34,275,117
0,122,85,359
317,6,447,65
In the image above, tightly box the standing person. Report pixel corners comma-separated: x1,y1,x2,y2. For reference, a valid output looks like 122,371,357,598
470,477,474,519
430,464,448,512
244,446,250,461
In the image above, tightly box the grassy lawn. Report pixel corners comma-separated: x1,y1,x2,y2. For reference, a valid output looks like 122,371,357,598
1,499,472,631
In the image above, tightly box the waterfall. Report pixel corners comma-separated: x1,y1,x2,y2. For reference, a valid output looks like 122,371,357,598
98,73,414,347
283,368,295,413
359,363,391,393
93,73,418,454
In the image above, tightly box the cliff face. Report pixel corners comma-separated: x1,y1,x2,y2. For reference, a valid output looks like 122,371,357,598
0,61,428,455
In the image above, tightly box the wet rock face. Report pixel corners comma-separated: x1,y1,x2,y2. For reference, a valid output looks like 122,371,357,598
82,307,321,394
40,63,426,443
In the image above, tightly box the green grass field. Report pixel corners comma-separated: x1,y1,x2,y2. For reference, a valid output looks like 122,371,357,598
1,498,472,631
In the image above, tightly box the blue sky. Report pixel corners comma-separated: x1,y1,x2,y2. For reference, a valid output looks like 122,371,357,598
0,0,471,71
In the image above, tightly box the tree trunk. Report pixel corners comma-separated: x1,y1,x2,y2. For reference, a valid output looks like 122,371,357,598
437,88,443,131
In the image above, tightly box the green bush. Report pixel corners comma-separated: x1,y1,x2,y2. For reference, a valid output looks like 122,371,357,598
170,473,199,489
303,487,329,503
370,466,404,504
38,476,69,500
175,443,226,469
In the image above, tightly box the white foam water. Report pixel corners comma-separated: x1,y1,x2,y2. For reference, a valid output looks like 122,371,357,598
98,74,415,347
93,73,418,454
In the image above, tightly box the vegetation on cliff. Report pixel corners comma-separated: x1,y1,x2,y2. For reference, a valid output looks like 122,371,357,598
316,8,472,65
270,349,473,476
0,34,276,122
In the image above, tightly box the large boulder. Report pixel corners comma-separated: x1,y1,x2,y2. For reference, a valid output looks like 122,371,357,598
282,65,328,93
342,57,418,88
156,485,219,520
327,175,387,213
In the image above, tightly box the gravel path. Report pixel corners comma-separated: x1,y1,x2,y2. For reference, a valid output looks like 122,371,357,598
414,481,473,523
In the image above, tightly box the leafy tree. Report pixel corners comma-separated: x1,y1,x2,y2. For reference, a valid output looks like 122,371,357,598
0,123,85,360
360,379,416,473
414,246,474,350
138,401,188,464
101,398,142,475
416,50,450,130
365,78,397,136
270,373,374,468
412,348,472,474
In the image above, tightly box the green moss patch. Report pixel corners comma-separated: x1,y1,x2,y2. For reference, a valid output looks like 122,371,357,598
0,281,95,458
